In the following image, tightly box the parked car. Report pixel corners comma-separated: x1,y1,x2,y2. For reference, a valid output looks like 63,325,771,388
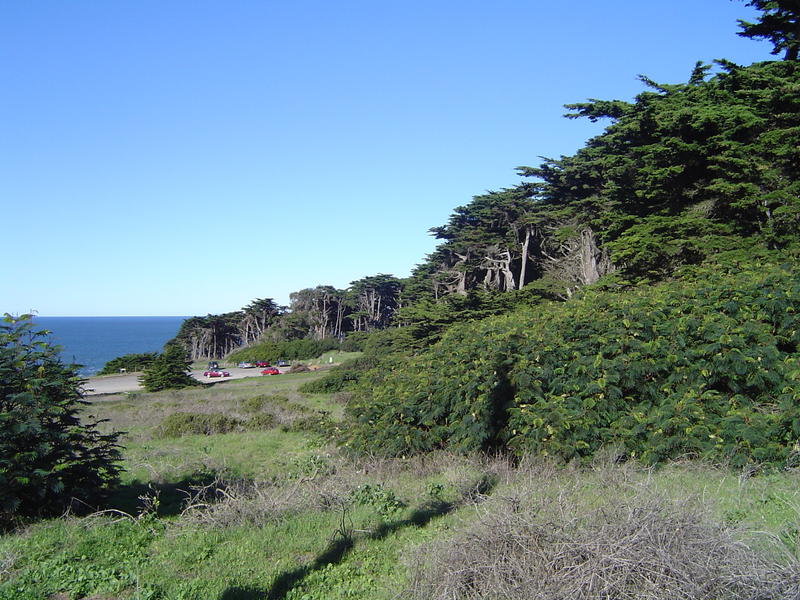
276,360,289,367
260,367,280,376
207,361,219,370
237,362,255,369
255,361,271,367
204,369,230,378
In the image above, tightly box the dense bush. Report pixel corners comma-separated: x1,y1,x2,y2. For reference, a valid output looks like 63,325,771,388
345,259,800,467
340,331,369,352
246,413,276,431
97,352,158,375
298,355,380,394
0,315,122,524
241,394,287,413
156,412,277,438
156,412,240,438
287,411,337,438
227,337,340,363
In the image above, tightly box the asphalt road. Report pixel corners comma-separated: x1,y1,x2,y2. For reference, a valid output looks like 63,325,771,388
83,366,285,396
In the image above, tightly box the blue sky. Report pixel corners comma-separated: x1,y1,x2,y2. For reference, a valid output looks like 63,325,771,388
1,1,771,316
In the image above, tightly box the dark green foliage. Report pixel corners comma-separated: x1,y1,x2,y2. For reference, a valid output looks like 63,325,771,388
298,369,359,394
248,393,290,408
97,352,158,375
345,260,800,467
737,0,800,60
537,61,800,280
156,412,240,438
340,331,369,352
246,413,276,431
0,315,122,523
360,326,416,356
350,484,405,519
298,355,381,394
405,60,800,301
139,344,198,392
240,297,283,345
397,286,559,349
287,411,337,438
227,337,340,364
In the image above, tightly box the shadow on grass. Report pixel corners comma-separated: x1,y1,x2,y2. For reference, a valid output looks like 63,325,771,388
105,471,225,517
218,587,268,600
246,476,498,600
263,535,355,600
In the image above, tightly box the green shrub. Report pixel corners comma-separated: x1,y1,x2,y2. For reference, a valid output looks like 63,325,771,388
245,414,276,431
286,454,335,479
345,260,800,467
241,394,293,413
0,315,122,524
340,331,369,352
298,355,381,394
350,483,405,519
227,338,340,363
298,368,358,394
287,412,336,438
156,413,240,438
241,395,269,413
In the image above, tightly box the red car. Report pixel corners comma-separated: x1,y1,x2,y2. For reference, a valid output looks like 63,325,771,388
260,367,280,376
203,369,230,378
256,361,271,367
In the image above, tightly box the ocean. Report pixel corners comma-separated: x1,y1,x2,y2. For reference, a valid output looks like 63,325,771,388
32,316,187,376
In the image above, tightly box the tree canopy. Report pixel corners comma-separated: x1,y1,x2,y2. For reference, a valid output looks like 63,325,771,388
737,0,800,60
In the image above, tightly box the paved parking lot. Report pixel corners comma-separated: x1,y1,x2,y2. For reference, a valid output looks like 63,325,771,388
84,366,288,396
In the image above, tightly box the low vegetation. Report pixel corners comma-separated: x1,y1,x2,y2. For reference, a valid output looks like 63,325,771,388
2,369,800,599
346,257,800,467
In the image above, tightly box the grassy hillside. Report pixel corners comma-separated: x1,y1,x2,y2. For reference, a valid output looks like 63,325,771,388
2,371,800,599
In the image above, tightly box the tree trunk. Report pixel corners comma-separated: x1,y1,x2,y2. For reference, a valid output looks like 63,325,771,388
518,227,531,290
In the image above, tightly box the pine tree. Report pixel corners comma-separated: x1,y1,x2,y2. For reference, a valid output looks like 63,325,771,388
0,315,121,523
140,343,197,392
737,0,800,60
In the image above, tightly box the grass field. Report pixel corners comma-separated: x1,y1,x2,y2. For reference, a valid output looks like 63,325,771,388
2,369,800,599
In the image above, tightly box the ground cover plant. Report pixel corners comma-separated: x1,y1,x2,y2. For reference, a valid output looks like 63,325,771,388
346,257,800,467
405,461,800,600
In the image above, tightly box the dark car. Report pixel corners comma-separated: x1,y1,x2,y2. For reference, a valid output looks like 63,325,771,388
260,367,280,376
256,361,271,367
276,360,289,367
